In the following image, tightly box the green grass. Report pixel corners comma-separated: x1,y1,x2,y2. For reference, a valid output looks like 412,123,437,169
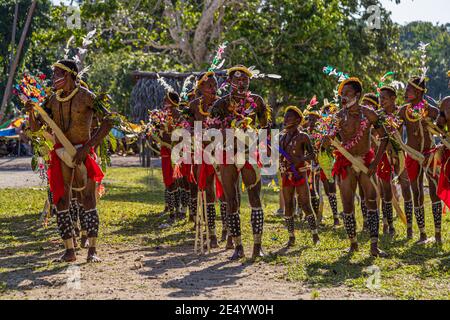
0,167,449,299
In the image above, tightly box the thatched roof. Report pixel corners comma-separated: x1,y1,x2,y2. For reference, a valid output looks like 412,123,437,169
130,71,229,122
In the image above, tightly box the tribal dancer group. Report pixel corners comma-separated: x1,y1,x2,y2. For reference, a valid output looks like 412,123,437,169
21,49,449,263
148,63,450,260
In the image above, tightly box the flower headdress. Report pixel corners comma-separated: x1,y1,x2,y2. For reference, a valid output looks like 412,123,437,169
337,77,363,96
303,95,321,117
376,71,404,96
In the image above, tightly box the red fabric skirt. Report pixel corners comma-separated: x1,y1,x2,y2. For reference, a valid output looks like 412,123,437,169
405,148,437,181
438,149,450,208
376,153,393,182
282,174,306,187
161,146,174,187
48,143,104,205
331,149,375,180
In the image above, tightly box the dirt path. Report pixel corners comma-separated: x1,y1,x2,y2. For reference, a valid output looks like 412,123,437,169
0,156,159,189
0,243,387,300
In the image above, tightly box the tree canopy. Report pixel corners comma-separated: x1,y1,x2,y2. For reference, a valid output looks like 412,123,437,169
0,0,449,121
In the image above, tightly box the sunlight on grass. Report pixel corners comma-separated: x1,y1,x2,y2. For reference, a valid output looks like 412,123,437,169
0,167,449,299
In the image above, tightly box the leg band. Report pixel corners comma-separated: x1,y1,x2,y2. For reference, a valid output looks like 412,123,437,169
206,203,216,234
311,195,320,216
414,206,425,232
190,197,197,218
285,216,295,236
69,199,80,237
405,200,413,228
383,201,394,226
328,193,339,218
56,209,74,240
367,209,380,243
227,212,241,237
251,207,264,235
83,209,99,238
342,212,357,240
306,214,318,235
220,201,227,230
432,201,442,233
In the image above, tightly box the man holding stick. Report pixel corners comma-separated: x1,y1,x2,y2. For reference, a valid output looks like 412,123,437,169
398,76,441,244
330,77,389,257
26,59,113,262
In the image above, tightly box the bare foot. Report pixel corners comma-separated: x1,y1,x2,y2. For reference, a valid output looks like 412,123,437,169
286,236,295,247
345,242,359,254
333,218,340,227
370,244,389,258
415,233,429,245
251,243,265,261
230,245,244,261
225,236,234,250
53,249,76,263
73,236,78,249
220,229,227,242
435,233,442,245
389,227,396,240
407,228,413,240
209,235,218,249
312,234,320,245
87,248,102,263
80,236,89,248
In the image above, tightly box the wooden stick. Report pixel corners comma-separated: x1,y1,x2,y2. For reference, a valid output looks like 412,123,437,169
203,192,211,254
331,138,380,198
33,104,77,157
391,132,425,163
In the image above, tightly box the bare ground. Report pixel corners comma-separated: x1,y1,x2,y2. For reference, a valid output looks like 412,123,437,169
0,242,387,300
0,156,390,300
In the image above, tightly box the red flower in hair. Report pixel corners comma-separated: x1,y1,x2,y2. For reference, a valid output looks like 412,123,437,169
39,74,46,80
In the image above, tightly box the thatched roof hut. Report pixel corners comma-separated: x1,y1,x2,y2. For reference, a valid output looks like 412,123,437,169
130,71,228,122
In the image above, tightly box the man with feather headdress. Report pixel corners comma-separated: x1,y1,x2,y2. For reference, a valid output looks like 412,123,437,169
26,59,113,262
209,65,272,261
398,76,441,244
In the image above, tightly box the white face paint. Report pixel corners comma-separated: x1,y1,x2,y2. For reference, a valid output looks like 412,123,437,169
342,96,358,108
53,76,66,89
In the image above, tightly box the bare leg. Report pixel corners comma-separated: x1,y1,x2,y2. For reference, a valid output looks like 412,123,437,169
337,167,358,253
282,184,296,247
242,166,264,260
410,168,427,243
220,164,243,260
427,171,442,244
360,173,387,257
80,176,101,263
54,162,76,263
296,178,319,244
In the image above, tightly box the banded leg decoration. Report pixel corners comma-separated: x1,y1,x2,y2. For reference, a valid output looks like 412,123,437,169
310,195,320,220
328,193,339,221
69,198,81,237
174,188,181,213
367,209,380,244
414,206,426,233
432,201,442,235
285,216,295,237
306,214,318,235
168,191,176,221
342,212,357,242
206,203,217,235
78,204,89,248
227,212,242,243
251,208,264,244
220,201,228,240
405,200,413,232
361,200,369,231
84,208,100,238
56,209,75,241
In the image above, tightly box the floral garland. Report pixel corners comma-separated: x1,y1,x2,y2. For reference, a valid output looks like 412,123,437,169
309,113,338,150
341,118,369,150
378,109,402,135
405,100,428,123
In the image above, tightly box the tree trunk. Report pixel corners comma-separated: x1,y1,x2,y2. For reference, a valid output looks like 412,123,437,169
9,2,19,70
0,0,38,121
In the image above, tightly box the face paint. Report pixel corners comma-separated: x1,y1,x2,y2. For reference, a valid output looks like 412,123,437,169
342,96,357,108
